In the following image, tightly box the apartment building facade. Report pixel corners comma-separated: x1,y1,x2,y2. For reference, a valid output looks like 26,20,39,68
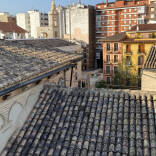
16,10,48,38
149,0,156,23
0,12,16,24
102,24,156,86
102,32,126,85
96,0,149,68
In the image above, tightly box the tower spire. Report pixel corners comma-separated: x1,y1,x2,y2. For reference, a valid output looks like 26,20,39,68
50,0,56,11
78,0,81,4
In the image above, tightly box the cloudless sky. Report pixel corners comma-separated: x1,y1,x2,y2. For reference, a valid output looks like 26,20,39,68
0,0,114,15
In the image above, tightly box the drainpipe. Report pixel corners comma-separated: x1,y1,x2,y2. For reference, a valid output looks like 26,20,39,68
69,0,72,41
70,67,73,87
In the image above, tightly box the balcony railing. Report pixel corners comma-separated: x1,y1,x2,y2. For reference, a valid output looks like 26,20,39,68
125,50,132,54
138,51,145,54
103,70,113,75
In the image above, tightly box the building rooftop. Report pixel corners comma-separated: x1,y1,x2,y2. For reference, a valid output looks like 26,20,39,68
129,24,156,33
0,39,82,92
0,22,27,33
100,32,126,42
2,85,156,156
144,44,156,69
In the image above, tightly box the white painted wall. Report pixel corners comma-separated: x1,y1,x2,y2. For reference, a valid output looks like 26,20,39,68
17,11,48,38
0,84,43,154
16,13,30,32
142,70,156,91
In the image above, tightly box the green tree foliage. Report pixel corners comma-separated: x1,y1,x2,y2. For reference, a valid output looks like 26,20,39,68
95,80,106,88
113,60,139,87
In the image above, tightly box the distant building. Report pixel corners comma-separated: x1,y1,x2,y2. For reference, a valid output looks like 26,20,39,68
149,0,156,23
142,44,156,91
37,0,60,38
96,0,149,68
102,32,126,85
0,22,27,39
16,13,30,32
102,24,156,86
0,12,16,24
63,3,96,71
16,10,48,38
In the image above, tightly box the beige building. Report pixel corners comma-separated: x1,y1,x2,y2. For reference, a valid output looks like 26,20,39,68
16,10,48,38
16,13,30,32
142,44,156,91
0,12,16,24
37,0,60,38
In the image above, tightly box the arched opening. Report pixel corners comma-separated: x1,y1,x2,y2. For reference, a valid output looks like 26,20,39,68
9,103,22,124
0,115,5,130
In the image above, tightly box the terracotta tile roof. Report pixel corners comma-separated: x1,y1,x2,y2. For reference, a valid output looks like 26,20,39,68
144,44,156,69
0,22,27,33
130,24,156,32
0,39,82,91
0,39,75,50
2,86,156,156
100,32,126,42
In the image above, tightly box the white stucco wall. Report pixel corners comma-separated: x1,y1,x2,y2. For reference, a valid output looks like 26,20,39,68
142,70,156,91
65,7,89,43
0,84,43,154
16,13,30,32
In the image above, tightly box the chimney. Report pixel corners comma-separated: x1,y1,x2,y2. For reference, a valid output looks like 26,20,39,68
137,25,139,31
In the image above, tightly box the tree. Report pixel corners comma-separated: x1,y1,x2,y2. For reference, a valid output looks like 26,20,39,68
95,80,106,88
113,59,139,87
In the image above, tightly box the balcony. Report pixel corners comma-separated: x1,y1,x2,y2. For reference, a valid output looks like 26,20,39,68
137,51,145,54
103,70,113,75
125,51,132,55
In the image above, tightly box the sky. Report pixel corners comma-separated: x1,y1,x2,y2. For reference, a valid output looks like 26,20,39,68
0,0,114,15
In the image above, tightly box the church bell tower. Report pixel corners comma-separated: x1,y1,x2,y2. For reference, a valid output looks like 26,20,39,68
48,0,60,38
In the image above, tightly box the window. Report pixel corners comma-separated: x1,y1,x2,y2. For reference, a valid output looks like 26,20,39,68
106,77,111,84
129,9,131,12
151,7,155,12
138,44,145,53
106,43,110,51
138,68,142,77
138,56,144,65
106,66,110,74
151,14,155,18
114,43,118,51
114,66,118,74
106,55,110,63
126,44,131,53
149,33,156,38
124,15,127,18
55,31,58,37
114,55,118,63
126,56,131,65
